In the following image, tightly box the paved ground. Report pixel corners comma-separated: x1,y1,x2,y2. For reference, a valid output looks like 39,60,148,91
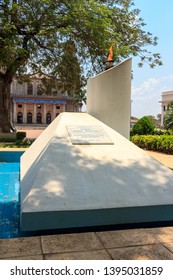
0,135,173,259
146,150,173,169
1,227,173,259
17,128,44,139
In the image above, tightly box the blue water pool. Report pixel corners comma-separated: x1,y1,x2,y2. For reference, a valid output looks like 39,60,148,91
0,152,23,239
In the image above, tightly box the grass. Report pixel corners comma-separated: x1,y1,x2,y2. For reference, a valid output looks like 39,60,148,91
0,138,34,148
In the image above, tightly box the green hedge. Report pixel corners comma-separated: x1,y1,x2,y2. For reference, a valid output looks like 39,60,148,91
153,129,172,135
132,135,173,154
0,138,16,143
16,131,26,140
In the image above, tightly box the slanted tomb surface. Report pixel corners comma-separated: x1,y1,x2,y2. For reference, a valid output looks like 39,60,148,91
20,113,173,231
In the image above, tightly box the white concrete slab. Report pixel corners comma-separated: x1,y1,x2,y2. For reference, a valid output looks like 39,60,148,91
87,58,131,139
20,113,173,231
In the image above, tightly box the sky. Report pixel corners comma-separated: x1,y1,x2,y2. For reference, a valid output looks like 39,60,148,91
131,0,173,119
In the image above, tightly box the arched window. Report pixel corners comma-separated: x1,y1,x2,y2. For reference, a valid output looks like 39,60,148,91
27,112,32,124
36,112,42,124
46,113,51,124
17,112,23,124
27,83,33,95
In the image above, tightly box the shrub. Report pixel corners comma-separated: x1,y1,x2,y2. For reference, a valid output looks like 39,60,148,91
132,135,173,154
0,138,16,143
131,116,154,136
153,129,171,135
16,131,26,140
15,138,34,147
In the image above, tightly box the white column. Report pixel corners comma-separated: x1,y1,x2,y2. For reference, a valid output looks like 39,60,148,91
43,104,46,124
23,103,27,123
161,104,164,126
13,103,17,123
53,104,56,120
33,104,37,124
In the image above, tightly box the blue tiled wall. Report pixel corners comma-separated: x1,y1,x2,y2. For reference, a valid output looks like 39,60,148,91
0,152,24,162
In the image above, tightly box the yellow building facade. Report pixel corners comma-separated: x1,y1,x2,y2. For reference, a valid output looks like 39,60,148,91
11,74,79,125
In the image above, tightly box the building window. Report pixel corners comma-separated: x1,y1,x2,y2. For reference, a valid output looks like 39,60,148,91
17,112,23,124
56,105,60,109
37,104,41,109
36,112,42,124
46,113,51,124
27,112,32,124
163,105,166,112
27,83,33,95
18,104,22,108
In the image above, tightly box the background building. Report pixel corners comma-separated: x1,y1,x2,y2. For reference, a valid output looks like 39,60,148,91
160,91,173,126
11,73,79,126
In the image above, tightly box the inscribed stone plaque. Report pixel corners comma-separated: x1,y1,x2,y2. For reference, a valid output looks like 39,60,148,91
66,126,114,145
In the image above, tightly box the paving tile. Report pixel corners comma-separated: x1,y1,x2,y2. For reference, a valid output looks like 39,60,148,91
41,233,103,254
108,244,173,260
2,255,43,260
162,243,173,254
44,249,111,260
0,237,42,259
145,227,173,243
96,229,158,249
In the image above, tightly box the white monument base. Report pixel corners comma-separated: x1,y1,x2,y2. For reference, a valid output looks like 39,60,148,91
20,113,173,231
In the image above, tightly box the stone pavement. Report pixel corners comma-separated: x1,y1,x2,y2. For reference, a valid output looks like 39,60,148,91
146,150,173,169
1,227,173,259
17,128,44,139
0,146,173,259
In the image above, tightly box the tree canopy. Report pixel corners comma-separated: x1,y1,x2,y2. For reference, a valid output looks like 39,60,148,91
131,116,155,135
0,0,162,132
145,115,160,128
0,0,162,77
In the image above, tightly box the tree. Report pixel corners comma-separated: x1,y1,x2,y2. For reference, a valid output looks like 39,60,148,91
132,116,155,135
0,0,162,132
157,114,161,123
55,39,85,97
73,91,87,111
163,102,173,130
145,115,160,128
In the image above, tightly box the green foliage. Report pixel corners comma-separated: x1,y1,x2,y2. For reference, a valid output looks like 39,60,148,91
131,116,155,135
0,0,163,132
55,39,85,96
16,131,26,140
15,138,34,147
163,102,173,130
0,138,16,143
73,91,87,110
0,137,34,148
132,135,173,154
145,115,160,128
153,129,171,135
0,0,162,76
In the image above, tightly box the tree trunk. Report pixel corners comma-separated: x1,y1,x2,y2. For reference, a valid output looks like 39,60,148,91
0,77,12,133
